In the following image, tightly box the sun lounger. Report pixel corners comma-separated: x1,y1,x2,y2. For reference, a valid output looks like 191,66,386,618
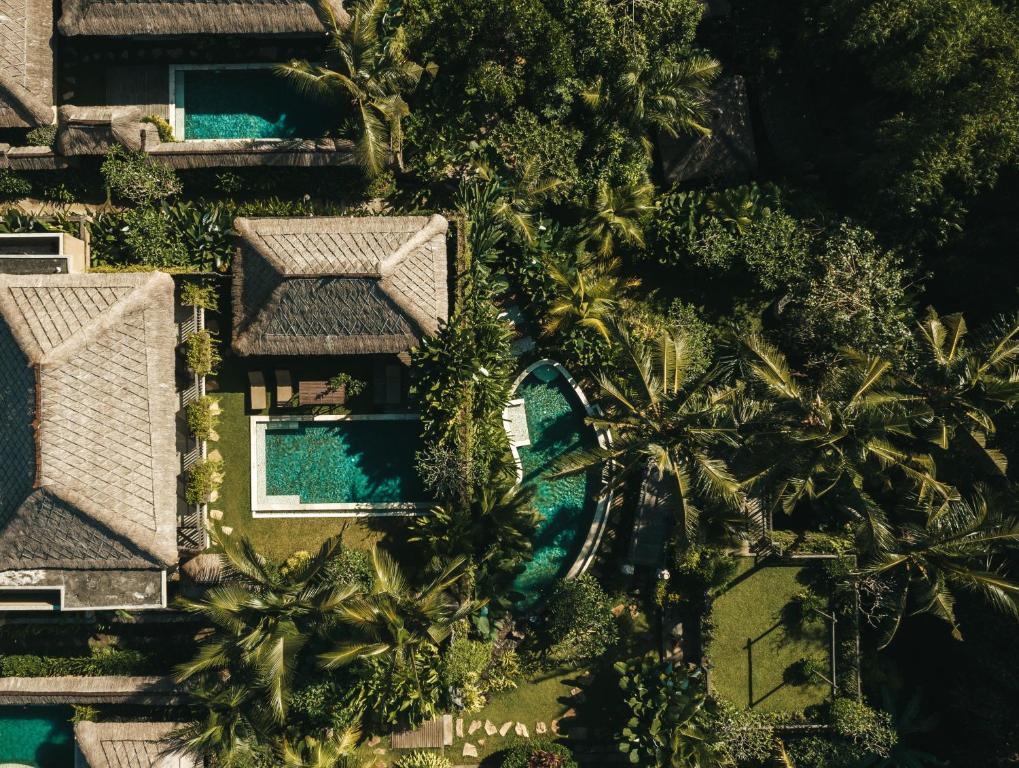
248,370,267,411
275,369,293,405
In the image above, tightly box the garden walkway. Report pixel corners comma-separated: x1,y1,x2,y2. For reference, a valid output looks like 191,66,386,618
627,463,672,568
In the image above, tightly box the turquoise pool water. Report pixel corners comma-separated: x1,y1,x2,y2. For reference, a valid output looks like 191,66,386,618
264,419,426,506
0,706,72,768
511,364,599,604
177,68,334,140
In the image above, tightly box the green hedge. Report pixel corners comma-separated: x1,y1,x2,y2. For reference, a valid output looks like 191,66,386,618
0,648,152,677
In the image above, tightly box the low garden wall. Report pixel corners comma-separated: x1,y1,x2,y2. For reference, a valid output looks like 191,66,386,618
0,675,184,705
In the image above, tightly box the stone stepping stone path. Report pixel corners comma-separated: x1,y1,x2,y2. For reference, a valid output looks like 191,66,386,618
536,722,547,734
456,718,463,738
468,720,482,735
484,721,497,736
462,743,478,758
499,722,513,737
514,723,529,738
208,509,223,520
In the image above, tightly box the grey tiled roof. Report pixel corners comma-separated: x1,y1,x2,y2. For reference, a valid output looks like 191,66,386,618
0,273,178,572
75,722,197,768
232,215,449,356
0,0,54,128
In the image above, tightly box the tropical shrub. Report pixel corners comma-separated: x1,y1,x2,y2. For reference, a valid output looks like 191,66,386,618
327,372,366,399
164,202,233,271
70,705,98,723
0,648,152,677
180,282,219,311
486,648,521,693
101,146,181,205
185,395,218,441
442,638,492,712
499,738,577,768
831,698,897,758
142,114,176,142
185,330,220,376
615,660,725,767
393,752,453,768
786,734,867,768
714,701,775,764
121,206,188,267
490,109,583,202
542,574,619,664
184,457,222,505
0,169,32,199
289,680,363,733
26,125,57,147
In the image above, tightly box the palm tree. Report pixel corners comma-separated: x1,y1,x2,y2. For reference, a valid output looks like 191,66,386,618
175,532,354,724
320,548,482,705
582,53,720,155
167,684,261,767
408,474,539,596
280,728,363,768
275,0,433,175
857,489,1019,647
737,334,955,520
544,253,640,342
457,162,563,247
580,180,654,256
554,326,745,541
903,309,1019,479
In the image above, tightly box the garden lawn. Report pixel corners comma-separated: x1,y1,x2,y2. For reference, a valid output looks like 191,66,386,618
209,368,395,560
706,559,831,714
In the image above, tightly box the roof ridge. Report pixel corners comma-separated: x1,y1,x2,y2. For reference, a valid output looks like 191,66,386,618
378,214,448,276
0,71,55,129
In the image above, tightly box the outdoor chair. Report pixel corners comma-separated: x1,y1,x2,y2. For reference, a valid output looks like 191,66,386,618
275,369,293,405
248,370,267,411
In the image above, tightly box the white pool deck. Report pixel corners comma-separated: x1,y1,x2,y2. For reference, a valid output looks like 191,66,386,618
249,413,430,518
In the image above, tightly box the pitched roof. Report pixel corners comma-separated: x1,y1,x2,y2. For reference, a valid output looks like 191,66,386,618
0,273,178,572
58,0,347,36
0,0,55,128
75,722,197,768
659,76,757,185
232,215,449,356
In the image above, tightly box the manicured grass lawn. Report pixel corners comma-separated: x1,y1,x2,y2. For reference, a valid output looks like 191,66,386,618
706,559,831,714
208,367,404,561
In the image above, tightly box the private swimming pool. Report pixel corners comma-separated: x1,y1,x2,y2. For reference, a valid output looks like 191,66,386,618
505,361,609,604
251,415,429,515
0,706,72,768
171,65,334,140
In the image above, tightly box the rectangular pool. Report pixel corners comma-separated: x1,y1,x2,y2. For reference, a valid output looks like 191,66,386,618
171,65,335,140
251,415,429,515
0,706,72,768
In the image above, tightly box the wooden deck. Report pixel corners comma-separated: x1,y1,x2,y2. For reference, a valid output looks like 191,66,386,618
390,714,454,749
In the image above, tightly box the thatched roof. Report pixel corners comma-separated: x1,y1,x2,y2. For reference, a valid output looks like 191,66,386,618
147,137,354,168
181,553,224,584
232,215,449,356
59,0,347,36
0,0,55,128
0,273,178,589
659,76,757,185
75,722,198,768
55,105,150,156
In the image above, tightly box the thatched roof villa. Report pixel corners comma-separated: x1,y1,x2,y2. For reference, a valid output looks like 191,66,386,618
232,214,450,357
0,272,178,611
75,721,197,768
1,0,354,170
58,0,346,36
0,0,55,129
659,75,758,185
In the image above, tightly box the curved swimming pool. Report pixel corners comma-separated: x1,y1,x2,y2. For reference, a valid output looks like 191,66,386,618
505,360,608,604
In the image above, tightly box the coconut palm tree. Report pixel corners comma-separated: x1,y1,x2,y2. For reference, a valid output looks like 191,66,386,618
857,489,1019,647
456,162,563,248
320,548,482,697
544,253,640,342
175,532,355,724
903,309,1019,479
554,325,745,541
736,334,955,520
582,53,720,155
276,0,433,175
580,180,654,256
407,474,539,596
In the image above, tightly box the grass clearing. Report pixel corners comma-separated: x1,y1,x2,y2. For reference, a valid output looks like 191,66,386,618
707,559,832,714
